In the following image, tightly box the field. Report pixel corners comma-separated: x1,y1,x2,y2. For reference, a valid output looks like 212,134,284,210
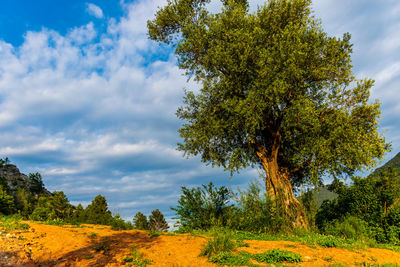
1,220,400,267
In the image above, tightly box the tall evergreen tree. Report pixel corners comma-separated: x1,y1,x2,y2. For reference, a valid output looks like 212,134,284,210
85,195,112,225
133,212,150,230
29,172,44,195
149,209,169,232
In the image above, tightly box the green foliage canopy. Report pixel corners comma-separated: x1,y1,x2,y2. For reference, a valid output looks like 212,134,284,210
172,182,233,230
148,0,389,186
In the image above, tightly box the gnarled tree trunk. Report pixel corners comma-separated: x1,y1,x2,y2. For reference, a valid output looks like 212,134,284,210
256,145,308,229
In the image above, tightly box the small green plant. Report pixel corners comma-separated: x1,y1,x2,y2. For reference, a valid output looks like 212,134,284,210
92,245,107,253
236,239,250,247
324,256,333,262
149,231,161,238
127,247,152,267
0,215,30,232
200,230,236,258
210,251,250,266
89,232,97,238
319,238,339,248
85,254,94,259
122,256,134,262
44,219,67,226
251,249,302,263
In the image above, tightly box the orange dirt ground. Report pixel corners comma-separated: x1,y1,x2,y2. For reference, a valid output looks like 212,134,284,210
1,222,400,266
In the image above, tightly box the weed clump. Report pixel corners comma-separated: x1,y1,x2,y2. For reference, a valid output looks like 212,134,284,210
251,249,302,263
0,215,30,232
124,247,151,267
209,251,250,266
200,230,236,258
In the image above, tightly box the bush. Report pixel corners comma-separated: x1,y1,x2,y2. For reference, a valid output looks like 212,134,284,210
172,182,233,231
209,251,250,266
251,249,302,263
323,216,371,240
30,206,56,221
111,214,132,230
0,215,30,232
200,230,236,258
316,170,400,245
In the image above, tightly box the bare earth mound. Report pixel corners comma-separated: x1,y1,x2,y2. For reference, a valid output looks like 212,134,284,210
1,222,400,266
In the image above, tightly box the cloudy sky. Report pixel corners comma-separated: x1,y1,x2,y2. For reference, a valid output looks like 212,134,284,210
0,0,399,222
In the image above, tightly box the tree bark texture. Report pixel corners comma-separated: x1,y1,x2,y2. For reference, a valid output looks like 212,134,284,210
256,145,308,229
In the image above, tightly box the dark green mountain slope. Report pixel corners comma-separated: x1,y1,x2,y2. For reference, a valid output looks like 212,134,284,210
369,152,400,177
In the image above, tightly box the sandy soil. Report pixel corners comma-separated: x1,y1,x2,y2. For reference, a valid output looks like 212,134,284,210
1,222,400,266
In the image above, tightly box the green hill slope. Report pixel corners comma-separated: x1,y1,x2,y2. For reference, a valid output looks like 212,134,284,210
369,152,400,177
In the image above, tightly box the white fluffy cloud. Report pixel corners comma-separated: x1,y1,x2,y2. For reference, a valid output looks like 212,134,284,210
86,3,104,19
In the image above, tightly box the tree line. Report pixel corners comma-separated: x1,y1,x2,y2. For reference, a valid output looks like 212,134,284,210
0,165,168,231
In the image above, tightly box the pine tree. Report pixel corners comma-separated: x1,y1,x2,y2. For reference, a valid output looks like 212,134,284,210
133,212,149,230
85,195,112,225
73,204,86,223
149,209,169,232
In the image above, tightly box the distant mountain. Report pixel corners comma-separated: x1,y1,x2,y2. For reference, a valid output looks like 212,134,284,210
314,186,338,208
369,152,400,177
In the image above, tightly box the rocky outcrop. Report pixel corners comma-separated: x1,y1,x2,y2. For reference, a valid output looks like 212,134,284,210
0,163,50,196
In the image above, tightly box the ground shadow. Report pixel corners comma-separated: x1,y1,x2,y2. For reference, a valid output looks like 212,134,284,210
36,231,159,266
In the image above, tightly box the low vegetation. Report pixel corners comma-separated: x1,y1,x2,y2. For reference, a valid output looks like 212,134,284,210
121,246,152,267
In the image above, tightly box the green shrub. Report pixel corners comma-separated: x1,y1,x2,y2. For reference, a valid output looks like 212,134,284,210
111,214,132,230
93,245,107,252
200,230,236,258
210,251,250,266
323,216,371,240
385,226,400,245
128,247,152,267
30,207,54,221
251,249,302,263
172,182,233,231
89,232,97,238
0,215,30,232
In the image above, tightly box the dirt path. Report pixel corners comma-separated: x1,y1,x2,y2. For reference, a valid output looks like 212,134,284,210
1,222,400,266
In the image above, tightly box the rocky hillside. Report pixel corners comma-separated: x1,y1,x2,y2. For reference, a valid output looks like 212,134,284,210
0,161,50,197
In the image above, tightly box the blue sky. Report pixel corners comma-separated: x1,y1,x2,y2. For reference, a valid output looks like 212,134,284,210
0,0,399,224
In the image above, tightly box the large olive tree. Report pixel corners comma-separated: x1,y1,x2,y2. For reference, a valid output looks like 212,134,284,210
148,0,389,227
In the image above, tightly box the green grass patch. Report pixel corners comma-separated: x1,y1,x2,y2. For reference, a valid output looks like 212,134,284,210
0,215,30,232
148,231,161,238
92,245,107,253
125,246,151,267
210,251,250,266
207,249,302,266
250,249,302,263
88,232,97,238
236,239,250,247
200,230,236,258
